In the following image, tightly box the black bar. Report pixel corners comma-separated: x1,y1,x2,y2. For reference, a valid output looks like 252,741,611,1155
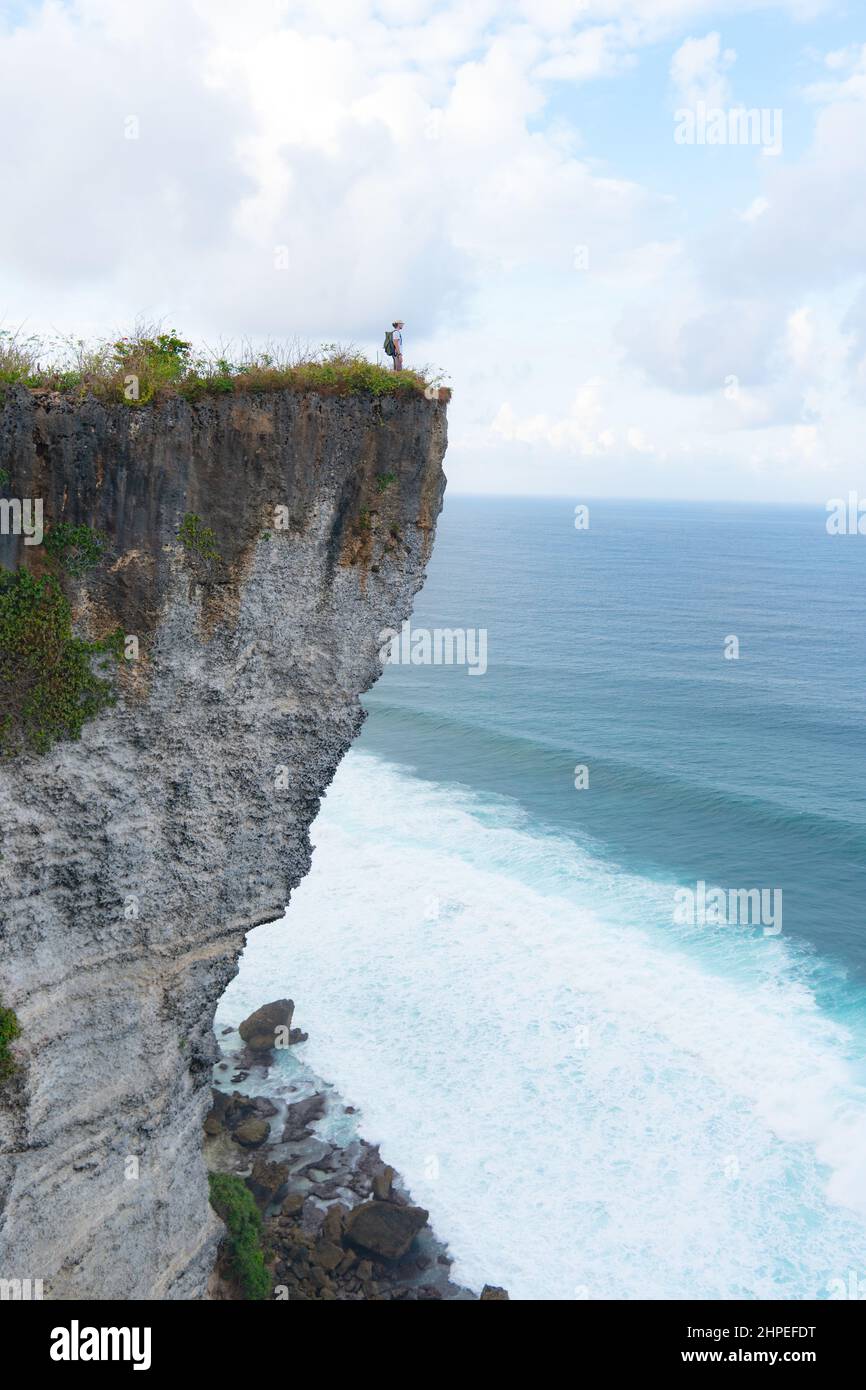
3,1297,861,1373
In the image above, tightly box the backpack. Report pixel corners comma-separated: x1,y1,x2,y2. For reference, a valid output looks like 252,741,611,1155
383,330,395,357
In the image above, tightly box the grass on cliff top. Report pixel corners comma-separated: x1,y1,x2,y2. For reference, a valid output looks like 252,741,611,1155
0,326,450,406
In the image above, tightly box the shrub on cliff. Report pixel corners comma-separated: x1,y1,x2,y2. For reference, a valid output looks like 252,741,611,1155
0,1004,21,1080
44,522,108,577
208,1171,271,1300
0,329,44,391
108,329,193,404
178,512,220,563
0,570,120,756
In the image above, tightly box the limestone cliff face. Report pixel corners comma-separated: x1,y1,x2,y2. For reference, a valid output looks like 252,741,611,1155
0,385,447,1299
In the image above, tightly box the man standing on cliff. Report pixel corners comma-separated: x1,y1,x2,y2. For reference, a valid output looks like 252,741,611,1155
391,320,404,371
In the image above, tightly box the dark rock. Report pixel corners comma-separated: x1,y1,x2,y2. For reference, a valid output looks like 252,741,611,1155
357,1140,384,1174
301,1199,327,1235
221,1094,254,1129
232,1117,270,1148
314,1240,344,1273
220,1092,277,1136
209,1088,230,1116
344,1200,429,1260
247,1156,289,1207
282,1093,326,1141
322,1205,348,1243
308,1183,340,1199
372,1164,394,1200
238,999,294,1053
480,1284,510,1301
288,1028,308,1045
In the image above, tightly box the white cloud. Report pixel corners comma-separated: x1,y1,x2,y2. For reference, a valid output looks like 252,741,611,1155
739,196,770,222
786,306,815,368
706,49,866,295
669,31,736,110
0,1,661,345
0,0,863,501
805,41,866,102
534,25,636,81
618,293,783,395
491,379,659,457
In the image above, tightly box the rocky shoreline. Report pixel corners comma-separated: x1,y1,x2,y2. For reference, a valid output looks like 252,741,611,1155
204,1000,508,1302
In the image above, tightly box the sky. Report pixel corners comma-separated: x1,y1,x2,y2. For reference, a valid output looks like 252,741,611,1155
1,0,865,500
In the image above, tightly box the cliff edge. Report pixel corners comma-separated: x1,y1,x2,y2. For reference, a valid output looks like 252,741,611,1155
0,384,447,1298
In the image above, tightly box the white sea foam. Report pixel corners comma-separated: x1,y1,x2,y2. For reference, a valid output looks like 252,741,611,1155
217,751,866,1300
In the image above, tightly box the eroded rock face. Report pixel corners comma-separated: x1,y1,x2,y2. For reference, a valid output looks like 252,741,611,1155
0,386,447,1299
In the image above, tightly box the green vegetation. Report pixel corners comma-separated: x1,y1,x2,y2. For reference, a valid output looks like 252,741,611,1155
99,626,129,662
110,329,193,404
376,471,397,493
0,1004,21,1080
179,512,220,563
44,522,108,577
0,325,449,406
208,1171,271,1300
0,469,9,489
0,330,44,393
0,570,121,757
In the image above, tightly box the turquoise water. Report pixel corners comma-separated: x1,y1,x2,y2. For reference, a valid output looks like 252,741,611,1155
364,497,866,988
222,495,866,1299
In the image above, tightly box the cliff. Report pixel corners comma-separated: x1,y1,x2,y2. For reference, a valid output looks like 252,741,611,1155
0,384,447,1298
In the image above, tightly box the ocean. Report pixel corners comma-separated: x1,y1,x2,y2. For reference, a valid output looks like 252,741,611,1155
217,495,866,1300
